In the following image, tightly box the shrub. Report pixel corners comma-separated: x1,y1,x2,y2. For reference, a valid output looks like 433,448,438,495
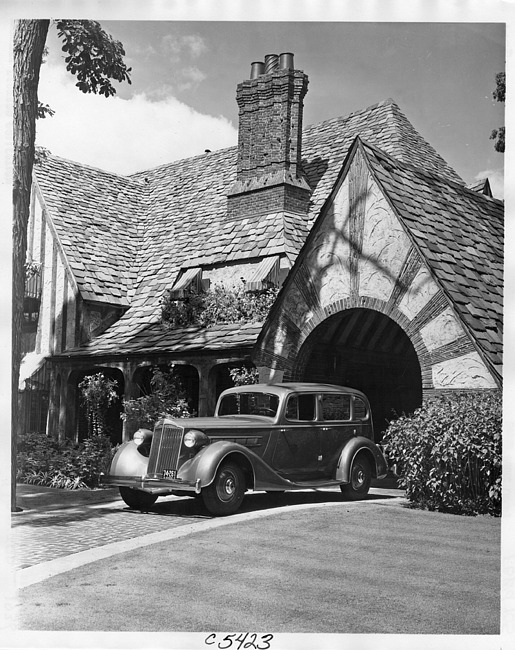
229,366,259,386
383,391,502,516
161,281,279,329
17,430,117,490
122,364,192,429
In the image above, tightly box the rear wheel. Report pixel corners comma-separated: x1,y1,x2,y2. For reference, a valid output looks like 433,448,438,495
340,455,372,500
202,461,245,516
119,486,158,510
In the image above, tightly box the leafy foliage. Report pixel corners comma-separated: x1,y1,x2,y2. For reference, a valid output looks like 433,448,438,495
37,102,55,119
229,366,259,386
56,20,132,96
79,373,119,437
490,72,505,153
383,391,502,516
17,430,116,489
24,260,41,279
161,282,279,329
122,365,192,429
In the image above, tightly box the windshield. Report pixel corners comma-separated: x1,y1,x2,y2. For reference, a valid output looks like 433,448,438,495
218,392,280,418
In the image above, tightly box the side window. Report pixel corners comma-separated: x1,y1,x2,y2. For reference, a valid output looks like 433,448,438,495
285,394,316,421
353,397,368,420
321,394,351,421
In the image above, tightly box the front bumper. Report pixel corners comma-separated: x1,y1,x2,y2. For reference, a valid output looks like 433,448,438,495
100,474,202,495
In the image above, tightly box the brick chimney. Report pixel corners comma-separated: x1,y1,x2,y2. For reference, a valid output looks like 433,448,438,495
227,52,311,219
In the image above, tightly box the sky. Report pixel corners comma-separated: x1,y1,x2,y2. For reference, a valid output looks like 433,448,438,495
35,20,506,197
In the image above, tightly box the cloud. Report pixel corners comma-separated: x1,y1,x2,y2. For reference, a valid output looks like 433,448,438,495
475,168,504,200
160,33,207,61
35,63,237,175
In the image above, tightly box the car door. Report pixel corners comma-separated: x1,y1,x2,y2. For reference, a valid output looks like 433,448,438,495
318,392,357,477
271,393,320,480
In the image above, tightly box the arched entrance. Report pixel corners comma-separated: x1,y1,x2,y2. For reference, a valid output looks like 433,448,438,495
293,308,422,438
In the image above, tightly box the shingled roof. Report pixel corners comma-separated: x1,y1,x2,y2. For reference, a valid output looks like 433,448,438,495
37,97,488,359
361,138,503,376
35,155,146,307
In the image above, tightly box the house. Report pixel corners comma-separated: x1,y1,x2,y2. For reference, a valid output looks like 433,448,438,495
20,52,503,443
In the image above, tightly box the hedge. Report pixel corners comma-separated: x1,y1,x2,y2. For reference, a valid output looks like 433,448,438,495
382,390,502,516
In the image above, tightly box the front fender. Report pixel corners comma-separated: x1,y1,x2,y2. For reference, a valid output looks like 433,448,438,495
109,441,149,478
178,441,291,489
335,437,387,483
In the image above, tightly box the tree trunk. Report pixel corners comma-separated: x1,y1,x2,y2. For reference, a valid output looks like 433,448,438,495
12,19,49,511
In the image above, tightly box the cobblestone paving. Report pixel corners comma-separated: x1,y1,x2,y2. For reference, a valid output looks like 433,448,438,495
11,486,403,572
11,496,211,571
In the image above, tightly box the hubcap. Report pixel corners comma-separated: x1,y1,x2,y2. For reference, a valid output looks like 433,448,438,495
218,470,237,501
353,465,365,488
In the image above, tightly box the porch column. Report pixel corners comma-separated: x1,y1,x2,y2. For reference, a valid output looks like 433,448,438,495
57,368,69,442
122,361,139,442
196,361,217,417
46,366,60,439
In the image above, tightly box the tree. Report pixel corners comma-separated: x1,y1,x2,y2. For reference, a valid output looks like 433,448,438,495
490,71,505,153
12,20,131,511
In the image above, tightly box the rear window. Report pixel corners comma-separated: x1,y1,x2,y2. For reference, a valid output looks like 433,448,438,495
218,392,279,417
353,397,368,420
285,394,316,421
321,394,351,421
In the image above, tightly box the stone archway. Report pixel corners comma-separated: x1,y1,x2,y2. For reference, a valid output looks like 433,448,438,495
292,307,422,438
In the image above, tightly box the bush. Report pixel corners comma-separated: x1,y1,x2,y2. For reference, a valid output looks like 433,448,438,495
161,281,279,329
383,391,502,516
122,364,192,429
229,366,259,386
17,430,117,490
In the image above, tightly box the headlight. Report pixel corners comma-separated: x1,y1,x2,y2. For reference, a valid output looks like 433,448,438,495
132,428,153,445
183,429,209,448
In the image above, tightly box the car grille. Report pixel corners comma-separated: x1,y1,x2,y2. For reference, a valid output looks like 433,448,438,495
146,422,184,478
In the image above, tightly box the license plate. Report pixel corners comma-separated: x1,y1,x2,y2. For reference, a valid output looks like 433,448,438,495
163,469,177,480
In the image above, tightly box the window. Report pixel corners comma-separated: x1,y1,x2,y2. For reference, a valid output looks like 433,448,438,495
353,397,368,420
321,394,351,421
285,394,316,421
218,392,279,417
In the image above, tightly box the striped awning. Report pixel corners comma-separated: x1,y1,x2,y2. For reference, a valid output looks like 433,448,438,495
246,256,280,292
169,267,202,299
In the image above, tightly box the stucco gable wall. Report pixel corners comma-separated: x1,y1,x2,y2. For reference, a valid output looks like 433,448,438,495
256,147,497,391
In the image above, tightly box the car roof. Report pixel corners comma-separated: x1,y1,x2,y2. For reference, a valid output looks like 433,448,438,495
220,382,367,398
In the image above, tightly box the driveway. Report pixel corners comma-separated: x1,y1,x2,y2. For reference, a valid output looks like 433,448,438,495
10,484,501,637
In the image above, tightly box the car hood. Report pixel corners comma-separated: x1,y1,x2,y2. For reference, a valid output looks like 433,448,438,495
161,415,274,429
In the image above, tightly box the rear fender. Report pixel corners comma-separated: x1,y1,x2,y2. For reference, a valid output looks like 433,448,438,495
336,437,388,483
109,441,148,478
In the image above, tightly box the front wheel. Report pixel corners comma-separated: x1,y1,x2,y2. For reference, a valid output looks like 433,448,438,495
119,486,158,510
202,461,245,516
340,455,372,500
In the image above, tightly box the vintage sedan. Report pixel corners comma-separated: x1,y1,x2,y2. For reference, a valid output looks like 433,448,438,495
102,382,387,516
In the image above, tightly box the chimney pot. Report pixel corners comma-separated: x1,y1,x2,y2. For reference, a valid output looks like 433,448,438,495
279,52,294,69
264,54,279,74
250,61,265,79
